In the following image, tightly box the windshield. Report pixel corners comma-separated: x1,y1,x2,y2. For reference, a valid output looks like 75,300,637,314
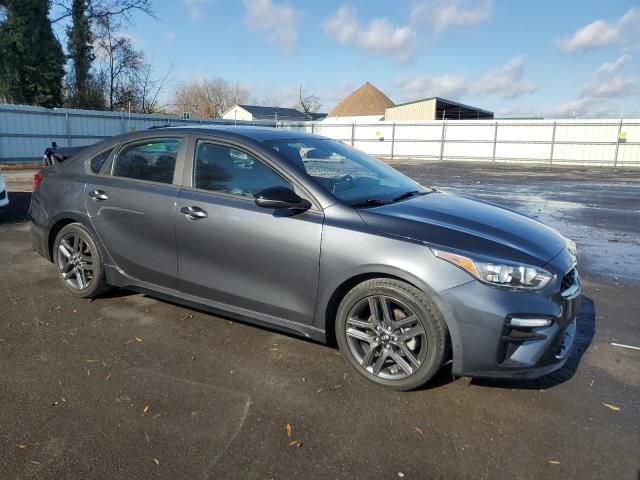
266,138,426,207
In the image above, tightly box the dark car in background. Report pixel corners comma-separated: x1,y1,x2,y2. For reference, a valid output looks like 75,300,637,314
28,126,581,390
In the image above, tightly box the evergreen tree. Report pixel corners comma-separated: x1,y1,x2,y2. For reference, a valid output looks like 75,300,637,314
0,0,65,107
66,0,103,108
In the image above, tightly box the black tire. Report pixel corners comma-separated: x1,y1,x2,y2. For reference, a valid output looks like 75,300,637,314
336,278,448,391
53,223,108,298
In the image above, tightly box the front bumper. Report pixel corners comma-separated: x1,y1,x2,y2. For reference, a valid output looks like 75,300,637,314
442,267,581,379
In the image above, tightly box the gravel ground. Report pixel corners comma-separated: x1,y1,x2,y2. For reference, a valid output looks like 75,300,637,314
0,162,639,480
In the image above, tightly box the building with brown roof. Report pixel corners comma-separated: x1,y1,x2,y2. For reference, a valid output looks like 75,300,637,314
327,82,395,119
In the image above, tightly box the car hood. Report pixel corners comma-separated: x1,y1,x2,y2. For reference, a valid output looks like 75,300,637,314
357,191,567,267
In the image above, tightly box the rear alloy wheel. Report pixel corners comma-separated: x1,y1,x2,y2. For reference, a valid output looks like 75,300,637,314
54,223,107,298
336,278,447,390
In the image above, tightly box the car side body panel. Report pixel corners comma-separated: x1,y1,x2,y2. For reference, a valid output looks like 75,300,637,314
175,188,324,325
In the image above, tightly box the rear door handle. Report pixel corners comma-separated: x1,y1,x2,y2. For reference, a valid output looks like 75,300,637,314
88,189,109,202
180,206,208,220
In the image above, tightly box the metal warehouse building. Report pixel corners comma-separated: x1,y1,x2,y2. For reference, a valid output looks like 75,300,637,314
385,97,494,121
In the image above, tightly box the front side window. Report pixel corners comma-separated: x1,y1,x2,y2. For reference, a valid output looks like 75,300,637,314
112,138,181,184
89,148,114,174
194,141,291,198
266,138,424,206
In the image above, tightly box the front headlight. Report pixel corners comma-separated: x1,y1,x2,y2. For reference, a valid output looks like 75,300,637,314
431,248,553,290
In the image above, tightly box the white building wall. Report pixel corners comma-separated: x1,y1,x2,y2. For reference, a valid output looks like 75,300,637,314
385,100,436,121
221,105,253,122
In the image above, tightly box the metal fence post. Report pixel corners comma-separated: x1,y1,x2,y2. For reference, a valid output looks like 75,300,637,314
439,120,447,161
613,118,623,167
121,112,125,134
311,123,315,134
549,121,557,164
492,121,498,161
351,123,355,147
65,111,72,146
390,122,396,160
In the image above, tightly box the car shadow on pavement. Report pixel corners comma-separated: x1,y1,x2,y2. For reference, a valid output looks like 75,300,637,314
470,296,596,390
0,191,32,224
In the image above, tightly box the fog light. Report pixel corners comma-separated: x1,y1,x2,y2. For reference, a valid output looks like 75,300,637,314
509,317,552,328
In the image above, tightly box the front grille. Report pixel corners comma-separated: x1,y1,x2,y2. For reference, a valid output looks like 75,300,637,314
561,268,576,291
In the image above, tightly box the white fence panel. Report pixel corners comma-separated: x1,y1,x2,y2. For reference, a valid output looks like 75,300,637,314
1,103,639,167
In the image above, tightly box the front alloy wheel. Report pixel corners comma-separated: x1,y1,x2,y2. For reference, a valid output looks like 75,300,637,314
336,278,448,390
346,296,427,379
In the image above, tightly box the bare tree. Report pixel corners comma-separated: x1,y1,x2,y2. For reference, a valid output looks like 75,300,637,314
171,78,250,118
51,0,154,24
297,85,323,116
93,16,142,111
134,60,174,114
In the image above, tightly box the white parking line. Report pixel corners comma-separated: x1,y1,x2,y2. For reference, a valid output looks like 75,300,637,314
611,342,640,351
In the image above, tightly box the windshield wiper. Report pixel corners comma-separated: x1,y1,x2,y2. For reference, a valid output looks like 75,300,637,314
391,190,425,202
349,198,389,208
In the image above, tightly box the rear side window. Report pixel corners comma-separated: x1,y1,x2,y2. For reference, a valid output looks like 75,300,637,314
193,141,291,198
89,148,114,174
111,138,181,184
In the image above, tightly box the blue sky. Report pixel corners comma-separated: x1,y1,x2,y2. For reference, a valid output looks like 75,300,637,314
66,0,640,117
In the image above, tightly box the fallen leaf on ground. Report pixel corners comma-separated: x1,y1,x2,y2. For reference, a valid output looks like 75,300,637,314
105,373,112,381
270,348,279,351
86,369,91,376
135,337,143,343
143,405,151,415
153,458,160,466
288,440,298,447
601,402,620,412
181,314,193,321
145,432,150,442
17,444,27,449
30,460,41,465
415,427,424,434
285,423,293,438
549,460,561,465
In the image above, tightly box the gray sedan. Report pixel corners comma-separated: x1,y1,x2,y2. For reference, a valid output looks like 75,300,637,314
29,126,581,390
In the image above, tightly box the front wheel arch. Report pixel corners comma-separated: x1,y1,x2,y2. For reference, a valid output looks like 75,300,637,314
322,270,463,374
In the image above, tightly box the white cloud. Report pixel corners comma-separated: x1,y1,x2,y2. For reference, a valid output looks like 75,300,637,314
581,74,638,98
394,55,538,101
545,97,621,118
472,55,539,98
183,0,215,21
560,7,639,53
395,74,469,100
580,54,637,98
597,53,631,73
549,54,637,118
410,0,493,34
323,5,416,62
242,0,299,55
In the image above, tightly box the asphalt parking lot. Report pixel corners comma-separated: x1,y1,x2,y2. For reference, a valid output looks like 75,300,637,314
1,162,639,479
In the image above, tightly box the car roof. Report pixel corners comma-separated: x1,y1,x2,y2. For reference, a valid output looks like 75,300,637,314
158,125,322,142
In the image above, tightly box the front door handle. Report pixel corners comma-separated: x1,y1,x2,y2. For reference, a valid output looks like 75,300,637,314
88,189,109,202
180,206,208,220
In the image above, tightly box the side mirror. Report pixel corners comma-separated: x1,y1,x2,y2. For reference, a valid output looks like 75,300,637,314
255,186,311,211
